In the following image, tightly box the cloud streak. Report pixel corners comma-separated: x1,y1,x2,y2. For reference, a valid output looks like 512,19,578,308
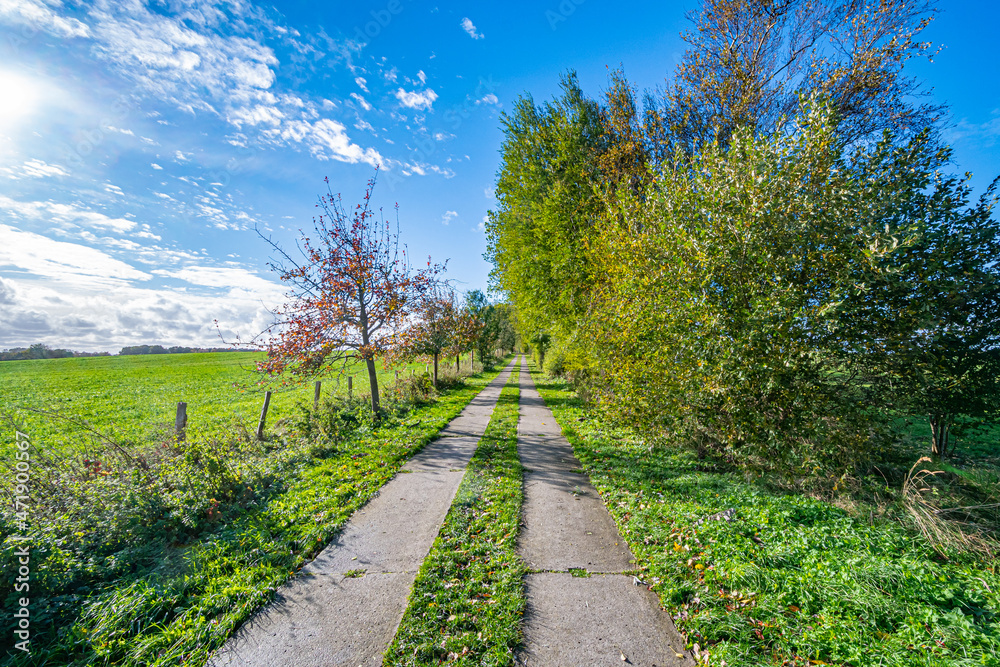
461,17,484,40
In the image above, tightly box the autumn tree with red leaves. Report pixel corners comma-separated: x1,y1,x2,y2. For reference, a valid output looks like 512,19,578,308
392,287,461,388
255,170,440,415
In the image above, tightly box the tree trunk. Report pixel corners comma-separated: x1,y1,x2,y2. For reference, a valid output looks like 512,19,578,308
456,354,460,373
433,353,439,388
365,357,380,415
356,285,380,415
471,349,474,370
929,414,953,458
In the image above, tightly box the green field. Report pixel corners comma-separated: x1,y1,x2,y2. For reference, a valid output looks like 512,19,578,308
0,352,461,456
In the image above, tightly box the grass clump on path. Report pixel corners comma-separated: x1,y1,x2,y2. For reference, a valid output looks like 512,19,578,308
0,362,509,667
531,366,1000,667
385,361,525,666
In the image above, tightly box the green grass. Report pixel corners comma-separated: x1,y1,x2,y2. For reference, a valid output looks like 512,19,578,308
530,364,1000,667
384,359,525,667
0,352,460,456
0,359,509,666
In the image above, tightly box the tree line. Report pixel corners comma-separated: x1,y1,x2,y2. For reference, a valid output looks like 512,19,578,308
0,344,111,361
119,345,241,356
485,0,1000,470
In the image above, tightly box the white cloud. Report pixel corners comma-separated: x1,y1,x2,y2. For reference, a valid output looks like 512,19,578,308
354,118,374,132
0,277,17,304
401,162,455,179
0,224,150,288
944,111,1000,147
151,163,163,170
273,118,383,167
476,93,500,106
0,195,136,233
154,265,282,297
228,104,284,127
395,87,438,111
0,0,90,38
0,0,388,181
0,274,285,352
442,210,457,225
417,70,427,84
433,131,455,141
461,17,484,40
104,182,125,196
3,159,70,179
350,92,372,111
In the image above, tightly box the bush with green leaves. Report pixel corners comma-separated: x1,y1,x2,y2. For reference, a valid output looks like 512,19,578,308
587,100,971,475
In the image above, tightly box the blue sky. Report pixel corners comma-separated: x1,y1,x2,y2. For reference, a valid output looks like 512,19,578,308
0,0,997,352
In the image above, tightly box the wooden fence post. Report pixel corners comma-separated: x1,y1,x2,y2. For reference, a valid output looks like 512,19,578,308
348,376,353,399
314,381,322,411
175,402,187,442
257,391,272,440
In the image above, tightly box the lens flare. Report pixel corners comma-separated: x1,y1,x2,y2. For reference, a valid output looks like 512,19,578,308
0,70,40,135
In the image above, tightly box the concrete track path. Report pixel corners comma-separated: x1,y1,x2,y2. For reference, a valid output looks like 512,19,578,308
515,359,693,667
210,358,518,667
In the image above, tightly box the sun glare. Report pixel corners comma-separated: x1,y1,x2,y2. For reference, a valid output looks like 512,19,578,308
0,69,40,135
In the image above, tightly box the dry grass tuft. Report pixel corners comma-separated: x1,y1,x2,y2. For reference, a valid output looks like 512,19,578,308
902,457,999,560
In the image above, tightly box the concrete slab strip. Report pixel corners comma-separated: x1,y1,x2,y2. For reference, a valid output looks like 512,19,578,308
521,573,691,667
515,357,693,666
210,358,518,667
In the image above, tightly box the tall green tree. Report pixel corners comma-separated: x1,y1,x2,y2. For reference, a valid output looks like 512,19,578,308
485,72,606,348
843,140,1000,457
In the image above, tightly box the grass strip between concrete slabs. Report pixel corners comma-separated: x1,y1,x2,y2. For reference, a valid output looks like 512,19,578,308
529,364,1000,667
4,362,510,667
384,361,525,666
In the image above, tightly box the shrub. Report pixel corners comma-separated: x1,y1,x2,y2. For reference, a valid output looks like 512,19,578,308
588,99,908,477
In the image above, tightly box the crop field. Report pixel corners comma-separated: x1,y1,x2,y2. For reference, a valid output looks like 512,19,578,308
0,352,453,456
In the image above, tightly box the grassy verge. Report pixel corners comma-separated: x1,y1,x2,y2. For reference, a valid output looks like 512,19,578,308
530,364,1000,667
0,360,510,666
384,359,525,666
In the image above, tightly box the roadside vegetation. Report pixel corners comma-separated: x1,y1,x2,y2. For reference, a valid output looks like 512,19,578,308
533,365,1000,667
482,7,1000,655
0,359,509,666
385,360,525,666
486,0,999,615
